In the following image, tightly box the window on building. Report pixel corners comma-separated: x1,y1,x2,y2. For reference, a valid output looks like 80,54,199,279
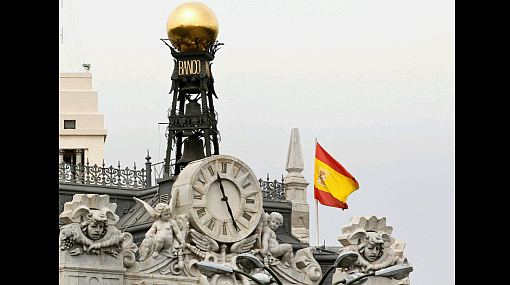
64,120,76,129
62,149,85,165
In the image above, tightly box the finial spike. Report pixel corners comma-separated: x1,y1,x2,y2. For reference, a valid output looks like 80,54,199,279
285,128,306,181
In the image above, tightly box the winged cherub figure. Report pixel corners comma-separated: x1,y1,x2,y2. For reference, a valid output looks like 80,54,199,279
134,198,186,261
261,212,299,271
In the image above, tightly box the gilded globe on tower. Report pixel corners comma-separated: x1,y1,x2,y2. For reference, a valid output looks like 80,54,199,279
166,2,219,52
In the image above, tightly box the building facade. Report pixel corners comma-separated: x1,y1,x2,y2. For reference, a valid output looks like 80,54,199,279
59,72,107,166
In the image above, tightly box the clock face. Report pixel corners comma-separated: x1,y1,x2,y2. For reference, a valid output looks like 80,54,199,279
186,155,263,243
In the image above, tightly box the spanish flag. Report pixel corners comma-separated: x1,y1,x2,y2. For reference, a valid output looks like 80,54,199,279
314,142,359,210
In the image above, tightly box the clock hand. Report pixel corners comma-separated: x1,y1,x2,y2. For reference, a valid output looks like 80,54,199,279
217,174,241,232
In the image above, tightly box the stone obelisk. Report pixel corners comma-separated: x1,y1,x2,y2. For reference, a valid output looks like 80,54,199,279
284,128,310,244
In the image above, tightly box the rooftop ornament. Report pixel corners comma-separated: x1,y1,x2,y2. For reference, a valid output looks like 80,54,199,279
165,2,221,53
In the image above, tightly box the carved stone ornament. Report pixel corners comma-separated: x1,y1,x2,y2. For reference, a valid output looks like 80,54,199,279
59,182,323,285
334,216,411,285
242,212,322,285
59,194,138,268
131,193,323,285
133,197,191,276
125,154,324,285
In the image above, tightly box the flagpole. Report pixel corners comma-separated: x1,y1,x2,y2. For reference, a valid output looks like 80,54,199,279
316,199,320,247
315,138,320,247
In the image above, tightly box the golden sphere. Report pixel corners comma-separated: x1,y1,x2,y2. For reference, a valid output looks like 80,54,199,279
166,2,219,52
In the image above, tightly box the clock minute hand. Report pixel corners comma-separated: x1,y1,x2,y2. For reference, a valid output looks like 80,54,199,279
217,174,241,232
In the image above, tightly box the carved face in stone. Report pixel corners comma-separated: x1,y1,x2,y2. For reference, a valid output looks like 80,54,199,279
359,232,385,262
81,210,108,241
154,203,172,222
161,210,171,222
363,243,381,262
88,222,105,241
269,212,284,231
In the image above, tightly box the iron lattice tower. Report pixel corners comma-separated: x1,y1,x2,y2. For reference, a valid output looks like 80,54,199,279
161,40,223,177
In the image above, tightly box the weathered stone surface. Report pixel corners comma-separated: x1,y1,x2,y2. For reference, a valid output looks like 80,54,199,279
59,186,324,285
59,250,126,285
285,128,305,177
284,128,311,244
333,216,412,285
59,194,138,285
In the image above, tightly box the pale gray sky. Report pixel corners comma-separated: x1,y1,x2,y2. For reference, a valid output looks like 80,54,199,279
59,1,455,284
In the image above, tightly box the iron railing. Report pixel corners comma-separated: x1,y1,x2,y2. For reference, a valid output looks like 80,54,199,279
59,161,148,189
59,159,287,201
259,174,286,201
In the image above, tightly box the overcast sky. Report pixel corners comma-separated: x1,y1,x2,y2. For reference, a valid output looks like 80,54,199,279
59,1,455,284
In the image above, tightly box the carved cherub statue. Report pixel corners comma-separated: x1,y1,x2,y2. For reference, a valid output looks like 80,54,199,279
134,198,186,261
59,194,138,268
335,216,412,285
261,212,299,271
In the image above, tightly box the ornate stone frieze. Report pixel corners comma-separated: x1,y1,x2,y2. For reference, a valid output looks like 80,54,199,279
334,216,412,285
59,186,323,285
59,194,138,265
59,194,139,285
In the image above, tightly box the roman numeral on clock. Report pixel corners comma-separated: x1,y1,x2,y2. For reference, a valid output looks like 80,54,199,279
234,166,241,178
242,212,253,221
208,166,215,176
197,208,207,218
197,171,207,185
207,218,217,231
223,223,228,235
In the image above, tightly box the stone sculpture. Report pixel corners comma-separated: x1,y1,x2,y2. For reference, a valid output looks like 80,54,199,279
59,194,139,285
59,194,138,263
134,198,186,261
261,212,299,271
131,197,322,285
248,212,322,285
284,128,311,244
59,195,323,285
333,216,411,285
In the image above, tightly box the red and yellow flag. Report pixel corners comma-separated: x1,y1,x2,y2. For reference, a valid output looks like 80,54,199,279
314,142,360,210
